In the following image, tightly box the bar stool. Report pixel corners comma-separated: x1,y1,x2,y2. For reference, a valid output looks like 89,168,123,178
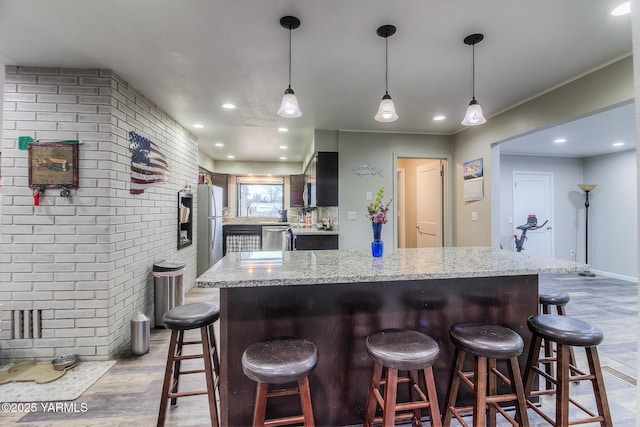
442,322,529,427
242,337,318,427
158,302,221,427
539,289,570,316
363,329,442,427
523,314,613,426
539,289,577,385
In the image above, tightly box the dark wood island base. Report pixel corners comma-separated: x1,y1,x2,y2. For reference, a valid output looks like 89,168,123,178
219,275,538,426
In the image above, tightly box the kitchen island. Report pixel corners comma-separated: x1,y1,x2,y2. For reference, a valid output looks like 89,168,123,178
197,247,586,426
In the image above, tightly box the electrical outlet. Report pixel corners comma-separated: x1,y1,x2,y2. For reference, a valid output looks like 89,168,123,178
508,216,513,224
348,211,356,220
366,191,372,201
471,211,478,222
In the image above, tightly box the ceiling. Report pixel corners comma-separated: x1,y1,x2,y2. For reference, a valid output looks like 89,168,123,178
0,1,634,163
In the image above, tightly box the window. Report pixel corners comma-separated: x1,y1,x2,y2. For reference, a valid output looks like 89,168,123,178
237,177,284,218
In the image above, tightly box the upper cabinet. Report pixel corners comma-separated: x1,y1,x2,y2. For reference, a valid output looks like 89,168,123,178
305,152,338,207
200,167,229,208
210,173,229,207
290,174,305,207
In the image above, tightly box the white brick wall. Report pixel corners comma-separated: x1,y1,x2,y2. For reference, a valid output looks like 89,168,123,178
1,66,198,361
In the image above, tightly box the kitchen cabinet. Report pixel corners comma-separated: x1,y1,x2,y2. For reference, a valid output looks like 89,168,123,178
210,173,229,207
305,152,338,207
294,234,338,250
177,191,193,249
289,174,305,207
199,169,229,208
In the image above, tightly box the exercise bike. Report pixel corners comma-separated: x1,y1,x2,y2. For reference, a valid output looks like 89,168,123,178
514,214,549,252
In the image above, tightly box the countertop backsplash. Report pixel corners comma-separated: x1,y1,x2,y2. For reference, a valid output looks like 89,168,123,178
222,206,339,232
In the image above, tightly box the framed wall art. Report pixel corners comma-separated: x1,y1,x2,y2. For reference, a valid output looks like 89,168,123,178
28,142,79,189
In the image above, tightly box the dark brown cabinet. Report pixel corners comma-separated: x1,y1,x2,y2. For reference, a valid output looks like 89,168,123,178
290,174,305,207
305,152,338,207
210,173,229,207
178,191,193,249
294,234,338,250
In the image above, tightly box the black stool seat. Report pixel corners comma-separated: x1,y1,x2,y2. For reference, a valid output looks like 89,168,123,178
539,289,570,306
449,322,524,359
162,302,220,330
242,337,318,384
366,329,439,371
528,314,603,347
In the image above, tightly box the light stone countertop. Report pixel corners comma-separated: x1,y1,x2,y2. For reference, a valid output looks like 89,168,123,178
196,246,587,288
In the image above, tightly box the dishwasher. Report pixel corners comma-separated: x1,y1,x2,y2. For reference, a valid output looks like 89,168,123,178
261,225,292,251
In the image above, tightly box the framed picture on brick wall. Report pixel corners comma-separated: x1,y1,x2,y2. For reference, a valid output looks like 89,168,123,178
28,142,79,189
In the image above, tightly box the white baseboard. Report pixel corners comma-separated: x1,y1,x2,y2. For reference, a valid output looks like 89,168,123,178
590,269,638,283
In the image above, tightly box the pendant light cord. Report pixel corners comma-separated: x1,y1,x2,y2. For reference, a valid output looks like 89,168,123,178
471,43,476,99
385,35,389,94
288,25,292,89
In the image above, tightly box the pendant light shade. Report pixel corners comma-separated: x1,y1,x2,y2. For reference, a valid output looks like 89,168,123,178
461,33,486,126
462,98,486,126
277,16,302,118
374,25,398,123
278,87,302,118
375,93,399,122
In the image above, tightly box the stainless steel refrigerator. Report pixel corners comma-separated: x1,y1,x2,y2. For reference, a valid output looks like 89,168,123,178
197,185,223,276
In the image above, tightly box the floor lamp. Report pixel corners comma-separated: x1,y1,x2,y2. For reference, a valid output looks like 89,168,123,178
578,184,597,277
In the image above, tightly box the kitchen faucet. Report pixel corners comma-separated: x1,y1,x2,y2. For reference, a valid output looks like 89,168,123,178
246,206,251,222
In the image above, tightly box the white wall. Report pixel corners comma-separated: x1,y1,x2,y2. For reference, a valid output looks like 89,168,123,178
338,131,452,250
500,155,583,260
455,56,634,247
584,150,637,280
1,66,198,361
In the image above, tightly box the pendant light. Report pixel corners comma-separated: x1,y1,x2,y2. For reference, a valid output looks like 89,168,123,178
374,25,399,122
461,33,487,126
277,16,302,118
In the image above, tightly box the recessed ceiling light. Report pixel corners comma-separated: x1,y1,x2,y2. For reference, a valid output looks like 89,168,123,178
193,124,204,129
222,103,236,109
612,142,625,147
611,2,630,16
214,142,224,147
278,127,288,132
279,145,288,149
553,138,566,144
227,155,235,159
433,115,446,121
280,157,287,160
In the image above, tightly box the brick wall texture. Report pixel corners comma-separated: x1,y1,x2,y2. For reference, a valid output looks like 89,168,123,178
1,66,198,361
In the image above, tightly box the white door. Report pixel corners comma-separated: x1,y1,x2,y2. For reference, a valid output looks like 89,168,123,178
416,160,444,247
513,172,554,257
397,169,406,248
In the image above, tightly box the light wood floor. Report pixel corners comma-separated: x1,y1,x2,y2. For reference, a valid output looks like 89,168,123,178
1,273,637,426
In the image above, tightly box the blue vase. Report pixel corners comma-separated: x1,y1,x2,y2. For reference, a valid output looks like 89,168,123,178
371,223,383,257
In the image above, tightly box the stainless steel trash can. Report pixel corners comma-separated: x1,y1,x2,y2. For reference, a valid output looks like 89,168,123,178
131,311,150,355
153,260,186,327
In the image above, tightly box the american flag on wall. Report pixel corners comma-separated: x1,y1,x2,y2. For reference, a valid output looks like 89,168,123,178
128,131,170,194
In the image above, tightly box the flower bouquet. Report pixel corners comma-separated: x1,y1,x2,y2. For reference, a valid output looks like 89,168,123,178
367,187,391,256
